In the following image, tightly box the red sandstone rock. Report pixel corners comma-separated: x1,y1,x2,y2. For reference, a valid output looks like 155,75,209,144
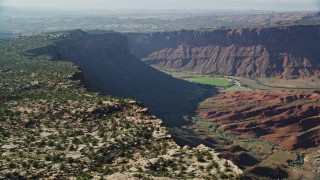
197,90,320,151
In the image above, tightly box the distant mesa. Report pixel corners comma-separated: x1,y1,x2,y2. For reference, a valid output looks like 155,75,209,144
128,25,320,79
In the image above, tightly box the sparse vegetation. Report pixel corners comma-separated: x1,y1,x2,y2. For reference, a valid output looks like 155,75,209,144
0,32,242,179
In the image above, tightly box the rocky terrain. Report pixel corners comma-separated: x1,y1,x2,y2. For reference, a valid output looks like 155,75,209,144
185,90,320,179
0,32,242,179
128,25,320,79
197,90,320,151
2,28,320,179
29,30,207,126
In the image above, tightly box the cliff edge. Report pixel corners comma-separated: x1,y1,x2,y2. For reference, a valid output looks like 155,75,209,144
128,25,320,79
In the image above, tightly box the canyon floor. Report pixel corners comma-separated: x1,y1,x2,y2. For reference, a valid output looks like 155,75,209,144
162,70,320,179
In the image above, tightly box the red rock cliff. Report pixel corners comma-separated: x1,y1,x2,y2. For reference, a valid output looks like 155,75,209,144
128,25,320,79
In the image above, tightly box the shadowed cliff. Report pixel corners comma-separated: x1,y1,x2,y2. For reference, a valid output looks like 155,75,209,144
127,25,320,79
28,30,209,126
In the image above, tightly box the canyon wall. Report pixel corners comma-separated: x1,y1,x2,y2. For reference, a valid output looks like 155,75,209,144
29,30,206,126
128,25,320,79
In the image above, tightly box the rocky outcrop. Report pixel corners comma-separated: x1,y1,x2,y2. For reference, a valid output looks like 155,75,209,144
197,90,320,151
128,25,320,79
29,30,206,126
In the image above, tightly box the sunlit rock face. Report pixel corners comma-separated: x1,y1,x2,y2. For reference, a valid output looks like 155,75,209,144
128,25,320,79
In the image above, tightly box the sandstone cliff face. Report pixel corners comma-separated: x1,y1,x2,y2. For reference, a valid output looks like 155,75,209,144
128,25,320,79
30,30,206,126
144,44,273,77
